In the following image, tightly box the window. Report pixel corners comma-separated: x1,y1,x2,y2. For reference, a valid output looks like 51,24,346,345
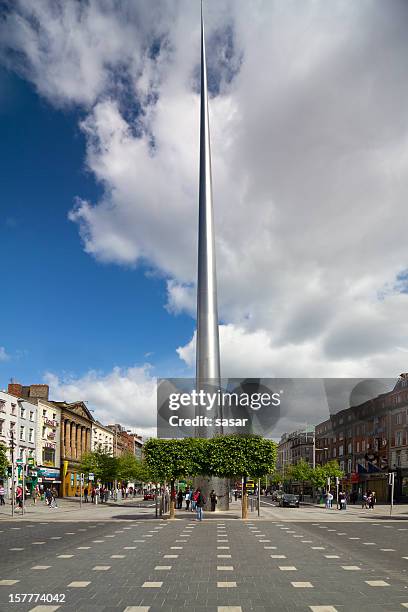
29,411,34,421
339,445,344,456
396,413,402,425
356,441,360,452
19,448,24,459
396,451,401,467
10,421,15,431
0,420,4,435
29,428,34,443
20,426,25,441
42,448,55,464
347,458,352,474
11,403,16,415
396,431,403,447
332,448,337,458
362,440,366,451
0,400,5,413
52,413,56,420
348,443,352,454
42,409,46,417
42,426,46,438
20,406,26,419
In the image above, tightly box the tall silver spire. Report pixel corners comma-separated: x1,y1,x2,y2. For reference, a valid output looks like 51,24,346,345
195,2,229,511
196,0,221,390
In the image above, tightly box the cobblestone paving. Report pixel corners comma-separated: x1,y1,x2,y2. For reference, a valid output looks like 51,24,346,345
1,517,408,612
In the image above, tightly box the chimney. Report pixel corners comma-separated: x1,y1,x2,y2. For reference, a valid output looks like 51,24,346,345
28,384,49,400
8,383,24,397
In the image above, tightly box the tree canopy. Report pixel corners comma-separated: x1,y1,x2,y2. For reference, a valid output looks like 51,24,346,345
0,443,9,478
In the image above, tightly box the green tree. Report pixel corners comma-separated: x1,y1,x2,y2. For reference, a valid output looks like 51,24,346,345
143,438,207,518
207,435,277,518
323,460,345,481
80,449,117,484
285,459,312,499
0,444,9,479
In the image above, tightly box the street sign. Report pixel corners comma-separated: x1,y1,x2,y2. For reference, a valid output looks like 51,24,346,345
88,473,94,481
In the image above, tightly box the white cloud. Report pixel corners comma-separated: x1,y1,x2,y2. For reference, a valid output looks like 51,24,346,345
0,347,10,362
2,1,408,379
44,365,157,438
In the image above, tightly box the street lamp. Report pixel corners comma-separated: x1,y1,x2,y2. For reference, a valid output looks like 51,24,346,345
312,433,328,469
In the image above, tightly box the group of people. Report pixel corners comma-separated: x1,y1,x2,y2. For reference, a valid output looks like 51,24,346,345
362,490,376,509
323,490,348,509
175,487,218,519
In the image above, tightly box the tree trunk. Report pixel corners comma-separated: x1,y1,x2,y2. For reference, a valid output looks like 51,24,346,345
169,479,176,519
242,475,248,519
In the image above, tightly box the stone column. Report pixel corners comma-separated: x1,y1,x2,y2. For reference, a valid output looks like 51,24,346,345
71,423,77,459
65,420,71,457
86,428,91,452
81,427,86,456
76,425,82,459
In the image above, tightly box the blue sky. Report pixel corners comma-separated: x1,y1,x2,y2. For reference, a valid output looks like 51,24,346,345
0,65,194,391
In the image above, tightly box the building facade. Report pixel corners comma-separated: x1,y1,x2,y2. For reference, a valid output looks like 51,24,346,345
315,374,408,502
92,421,114,454
35,399,62,491
52,401,94,497
107,424,135,456
277,428,315,472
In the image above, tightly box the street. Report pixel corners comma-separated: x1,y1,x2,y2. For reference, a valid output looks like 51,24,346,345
1,501,408,612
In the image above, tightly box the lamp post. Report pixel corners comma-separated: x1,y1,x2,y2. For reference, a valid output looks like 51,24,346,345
9,430,16,518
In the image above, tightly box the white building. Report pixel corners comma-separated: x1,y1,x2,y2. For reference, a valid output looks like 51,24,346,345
0,391,37,461
92,421,114,454
35,399,61,475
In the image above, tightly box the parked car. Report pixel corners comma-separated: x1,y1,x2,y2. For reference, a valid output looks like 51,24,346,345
143,492,155,501
279,493,300,508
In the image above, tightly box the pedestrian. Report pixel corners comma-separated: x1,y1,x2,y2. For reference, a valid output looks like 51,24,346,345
177,489,183,510
44,488,52,507
16,485,23,508
192,488,199,512
369,491,376,509
84,487,89,503
362,492,368,509
91,487,96,503
0,482,5,506
210,489,217,512
195,488,206,521
339,491,346,510
185,489,191,511
234,489,238,502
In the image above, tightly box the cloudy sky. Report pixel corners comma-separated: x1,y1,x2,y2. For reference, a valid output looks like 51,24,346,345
1,0,407,437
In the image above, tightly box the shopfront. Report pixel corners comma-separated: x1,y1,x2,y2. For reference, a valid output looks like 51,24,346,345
37,467,61,495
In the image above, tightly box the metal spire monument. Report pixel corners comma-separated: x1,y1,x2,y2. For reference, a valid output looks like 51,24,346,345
196,2,221,388
195,2,229,510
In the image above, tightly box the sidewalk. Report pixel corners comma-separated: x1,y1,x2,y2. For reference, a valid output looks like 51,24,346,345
0,495,150,521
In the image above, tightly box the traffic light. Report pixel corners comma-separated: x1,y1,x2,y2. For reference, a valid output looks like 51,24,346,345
7,466,12,477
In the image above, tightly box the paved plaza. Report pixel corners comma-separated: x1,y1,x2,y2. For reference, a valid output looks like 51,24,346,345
0,500,407,612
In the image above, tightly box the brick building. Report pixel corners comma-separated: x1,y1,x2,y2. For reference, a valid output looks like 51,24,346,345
315,374,408,502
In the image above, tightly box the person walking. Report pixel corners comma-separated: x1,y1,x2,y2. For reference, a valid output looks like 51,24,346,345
16,485,23,508
234,489,238,502
210,489,217,512
185,489,191,511
192,489,199,512
369,491,376,509
84,487,89,503
177,489,183,510
91,486,96,503
362,492,368,509
0,482,5,506
195,488,206,521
